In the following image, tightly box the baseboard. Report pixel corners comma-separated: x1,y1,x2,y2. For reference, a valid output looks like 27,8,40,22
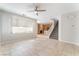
59,39,79,46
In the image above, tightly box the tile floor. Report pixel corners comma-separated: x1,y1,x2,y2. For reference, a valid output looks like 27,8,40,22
0,38,79,56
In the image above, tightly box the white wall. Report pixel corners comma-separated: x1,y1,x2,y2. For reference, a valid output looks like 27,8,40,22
1,12,12,45
0,12,2,45
60,11,79,45
0,10,37,45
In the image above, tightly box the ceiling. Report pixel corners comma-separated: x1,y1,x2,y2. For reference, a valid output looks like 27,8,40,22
0,3,79,23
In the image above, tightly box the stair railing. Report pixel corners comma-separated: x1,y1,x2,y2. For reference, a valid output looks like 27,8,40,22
44,19,58,38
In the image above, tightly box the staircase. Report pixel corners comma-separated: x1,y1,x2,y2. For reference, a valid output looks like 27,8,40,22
37,19,58,39
49,21,58,40
43,20,54,38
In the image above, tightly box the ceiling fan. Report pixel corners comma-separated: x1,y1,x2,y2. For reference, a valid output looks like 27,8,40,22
28,4,46,16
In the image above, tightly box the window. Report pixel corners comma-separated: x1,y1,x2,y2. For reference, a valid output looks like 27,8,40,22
12,17,33,34
12,27,33,33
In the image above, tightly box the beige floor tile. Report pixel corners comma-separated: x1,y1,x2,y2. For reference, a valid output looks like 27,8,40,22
0,38,79,56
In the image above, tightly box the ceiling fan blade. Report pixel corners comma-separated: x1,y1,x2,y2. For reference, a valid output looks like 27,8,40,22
36,10,46,11
28,10,35,12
